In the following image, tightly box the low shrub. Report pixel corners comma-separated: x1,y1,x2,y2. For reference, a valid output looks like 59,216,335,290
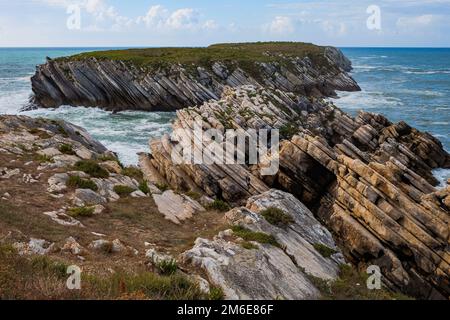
66,175,98,191
74,160,109,178
260,207,294,227
231,225,280,247
313,243,337,258
122,166,143,180
207,199,230,212
67,206,95,218
58,143,76,155
155,183,169,192
138,181,150,194
113,185,135,196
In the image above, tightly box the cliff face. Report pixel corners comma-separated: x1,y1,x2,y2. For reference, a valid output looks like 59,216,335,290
30,44,359,111
142,86,450,299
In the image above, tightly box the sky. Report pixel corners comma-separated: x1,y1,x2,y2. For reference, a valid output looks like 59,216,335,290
0,0,449,47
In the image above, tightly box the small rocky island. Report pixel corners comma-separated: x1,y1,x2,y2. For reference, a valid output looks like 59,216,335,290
1,42,448,300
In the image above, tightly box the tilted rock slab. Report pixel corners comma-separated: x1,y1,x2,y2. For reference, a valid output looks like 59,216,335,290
149,86,449,299
180,189,344,300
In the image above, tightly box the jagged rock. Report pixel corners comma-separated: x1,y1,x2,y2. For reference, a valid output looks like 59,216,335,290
72,189,107,206
30,44,359,111
13,238,55,256
43,209,84,227
37,147,61,158
180,192,345,299
48,173,69,193
131,190,147,198
180,236,320,300
62,237,84,255
92,174,139,201
149,86,450,299
145,249,175,265
0,168,20,179
101,161,122,174
153,190,205,224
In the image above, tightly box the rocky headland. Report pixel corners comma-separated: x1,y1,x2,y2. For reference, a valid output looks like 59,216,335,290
1,42,449,300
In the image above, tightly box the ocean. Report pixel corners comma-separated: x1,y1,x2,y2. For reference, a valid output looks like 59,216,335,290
0,47,449,184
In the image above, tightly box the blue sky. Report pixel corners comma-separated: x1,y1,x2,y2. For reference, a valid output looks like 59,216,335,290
0,0,449,47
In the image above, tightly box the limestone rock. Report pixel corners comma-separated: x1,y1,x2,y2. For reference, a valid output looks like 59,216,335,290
72,189,107,206
153,190,205,224
13,238,55,256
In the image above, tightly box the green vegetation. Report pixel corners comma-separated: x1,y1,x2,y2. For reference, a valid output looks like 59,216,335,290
30,256,69,279
313,243,337,258
68,42,331,74
260,207,294,227
67,206,95,218
138,181,150,194
113,185,136,196
66,175,98,191
121,166,143,180
240,241,259,250
74,160,109,178
231,225,280,248
155,183,169,192
58,143,76,155
209,286,225,300
84,272,205,300
279,122,300,140
207,199,231,212
186,191,201,201
308,264,413,300
35,154,54,164
0,244,205,300
155,259,178,276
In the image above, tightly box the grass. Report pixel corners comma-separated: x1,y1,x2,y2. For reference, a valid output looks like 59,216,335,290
84,272,206,300
122,166,143,180
155,259,178,276
35,154,54,164
186,191,201,201
58,143,76,155
113,185,136,196
0,244,206,300
241,241,259,250
66,175,98,191
155,183,169,192
67,42,332,75
308,264,414,300
209,286,225,300
207,199,231,212
231,225,280,248
279,122,299,140
138,181,150,194
260,207,294,227
74,160,109,178
67,206,95,218
313,243,337,258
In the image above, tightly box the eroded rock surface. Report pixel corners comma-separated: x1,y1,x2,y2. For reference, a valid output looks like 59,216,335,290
149,86,450,299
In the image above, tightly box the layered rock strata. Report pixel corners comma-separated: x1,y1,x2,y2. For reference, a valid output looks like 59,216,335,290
146,86,450,299
30,45,359,111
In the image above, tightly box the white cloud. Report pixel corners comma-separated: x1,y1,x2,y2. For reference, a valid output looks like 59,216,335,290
267,16,295,34
203,20,218,31
396,14,438,28
166,8,199,30
136,5,168,28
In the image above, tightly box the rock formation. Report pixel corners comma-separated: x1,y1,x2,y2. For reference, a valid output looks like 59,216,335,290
29,44,359,111
144,86,450,299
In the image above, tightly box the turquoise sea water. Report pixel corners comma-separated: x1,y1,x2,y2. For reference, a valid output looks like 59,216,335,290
0,47,448,184
0,48,175,165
